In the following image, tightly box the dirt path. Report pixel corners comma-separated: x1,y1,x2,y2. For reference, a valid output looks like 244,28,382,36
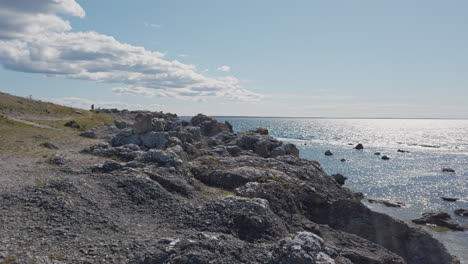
6,116,60,130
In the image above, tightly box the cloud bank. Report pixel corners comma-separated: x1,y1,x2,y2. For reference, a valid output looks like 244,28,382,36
0,0,260,101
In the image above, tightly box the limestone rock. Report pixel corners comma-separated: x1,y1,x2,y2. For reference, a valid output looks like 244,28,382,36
141,132,168,149
114,120,127,129
133,113,153,134
412,212,467,231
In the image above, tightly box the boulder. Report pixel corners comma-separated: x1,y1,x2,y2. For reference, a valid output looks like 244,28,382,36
412,212,467,231
192,196,287,241
185,126,201,141
225,121,233,132
331,174,347,186
79,131,96,138
141,132,169,149
397,149,409,153
283,143,299,157
141,149,182,167
272,232,335,264
235,181,300,218
64,120,80,129
325,150,333,156
191,166,285,190
381,155,390,160
237,135,260,150
151,118,166,132
340,159,346,162
112,134,141,147
226,146,242,157
114,120,127,129
213,131,236,142
88,143,144,162
200,120,230,137
190,113,212,126
169,131,194,143
133,113,153,134
257,139,284,158
374,152,381,155
210,146,229,156
253,140,272,158
454,209,468,217
183,143,197,155
41,142,58,149
271,147,286,158
442,168,455,173
253,127,269,135
167,136,182,147
117,128,134,137
92,160,123,173
354,144,364,150
49,154,68,166
167,120,183,131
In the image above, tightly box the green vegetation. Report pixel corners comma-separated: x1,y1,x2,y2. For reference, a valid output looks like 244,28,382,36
0,256,17,264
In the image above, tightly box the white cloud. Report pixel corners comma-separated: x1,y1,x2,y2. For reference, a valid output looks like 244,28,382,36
0,0,260,101
144,22,162,29
47,97,164,111
217,65,231,72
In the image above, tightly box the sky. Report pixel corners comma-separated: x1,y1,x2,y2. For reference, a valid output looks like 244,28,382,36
0,0,467,118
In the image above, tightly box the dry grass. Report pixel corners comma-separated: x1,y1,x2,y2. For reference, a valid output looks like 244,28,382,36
28,111,115,131
0,91,79,117
0,92,115,157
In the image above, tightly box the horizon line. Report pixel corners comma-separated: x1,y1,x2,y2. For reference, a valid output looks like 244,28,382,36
182,115,468,120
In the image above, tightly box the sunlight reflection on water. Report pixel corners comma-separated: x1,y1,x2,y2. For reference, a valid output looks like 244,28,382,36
212,117,468,262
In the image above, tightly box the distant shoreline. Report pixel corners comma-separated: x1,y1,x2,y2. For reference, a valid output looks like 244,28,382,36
182,115,468,120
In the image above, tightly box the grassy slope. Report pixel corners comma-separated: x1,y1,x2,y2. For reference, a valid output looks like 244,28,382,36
0,91,114,157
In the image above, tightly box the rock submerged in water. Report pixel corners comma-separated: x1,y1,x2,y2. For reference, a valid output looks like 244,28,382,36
454,209,468,217
412,212,467,231
442,168,455,173
354,143,364,150
365,198,405,208
397,149,409,153
374,152,381,155
441,197,458,202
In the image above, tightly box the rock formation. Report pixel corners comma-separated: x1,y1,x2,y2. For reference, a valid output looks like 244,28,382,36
1,110,459,264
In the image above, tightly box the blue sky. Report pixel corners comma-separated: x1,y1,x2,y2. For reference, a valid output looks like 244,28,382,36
0,0,467,117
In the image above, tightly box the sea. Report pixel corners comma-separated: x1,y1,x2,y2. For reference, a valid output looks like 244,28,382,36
211,117,468,262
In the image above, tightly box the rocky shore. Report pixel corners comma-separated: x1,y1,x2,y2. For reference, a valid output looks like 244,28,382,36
0,110,461,263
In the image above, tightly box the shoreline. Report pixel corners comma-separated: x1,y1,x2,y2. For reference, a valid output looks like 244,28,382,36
0,101,462,263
